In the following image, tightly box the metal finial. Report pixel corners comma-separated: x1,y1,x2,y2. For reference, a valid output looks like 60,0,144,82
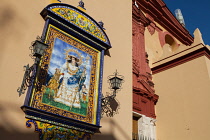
98,21,104,28
98,21,105,30
78,0,86,10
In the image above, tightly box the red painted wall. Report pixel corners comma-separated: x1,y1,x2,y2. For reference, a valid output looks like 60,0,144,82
132,1,158,119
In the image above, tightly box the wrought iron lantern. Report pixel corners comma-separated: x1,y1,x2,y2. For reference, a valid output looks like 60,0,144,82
107,70,124,96
31,39,48,63
109,75,123,91
101,70,124,117
17,37,48,96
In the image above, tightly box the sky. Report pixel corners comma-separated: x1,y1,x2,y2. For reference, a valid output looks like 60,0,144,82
163,0,210,45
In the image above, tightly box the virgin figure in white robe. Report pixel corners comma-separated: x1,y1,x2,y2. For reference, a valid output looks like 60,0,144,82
54,54,86,109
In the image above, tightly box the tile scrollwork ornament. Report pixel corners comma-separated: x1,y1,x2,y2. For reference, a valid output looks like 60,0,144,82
49,6,107,42
26,119,92,140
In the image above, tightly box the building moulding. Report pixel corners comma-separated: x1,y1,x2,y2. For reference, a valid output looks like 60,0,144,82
152,43,210,74
132,0,159,119
133,85,158,118
152,28,209,74
135,0,193,45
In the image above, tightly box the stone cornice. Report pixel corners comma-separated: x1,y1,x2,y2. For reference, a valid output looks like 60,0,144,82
132,0,150,26
152,44,210,74
136,0,193,45
133,86,159,105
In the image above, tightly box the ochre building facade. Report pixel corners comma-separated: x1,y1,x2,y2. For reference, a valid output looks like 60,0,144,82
0,0,210,140
132,0,210,140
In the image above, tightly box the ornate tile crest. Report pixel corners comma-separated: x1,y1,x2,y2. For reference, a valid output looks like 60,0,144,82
26,119,92,140
48,5,108,43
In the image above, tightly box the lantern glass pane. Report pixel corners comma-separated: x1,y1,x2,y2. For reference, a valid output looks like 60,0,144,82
37,43,41,48
109,76,123,90
36,48,41,54
116,79,118,85
40,49,44,55
111,82,114,88
114,79,117,87
118,78,120,84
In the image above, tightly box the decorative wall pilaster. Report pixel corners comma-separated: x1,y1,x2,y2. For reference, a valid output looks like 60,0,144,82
132,0,159,119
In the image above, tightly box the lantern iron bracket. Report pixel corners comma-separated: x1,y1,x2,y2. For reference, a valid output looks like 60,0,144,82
17,36,48,97
17,64,36,96
101,70,124,117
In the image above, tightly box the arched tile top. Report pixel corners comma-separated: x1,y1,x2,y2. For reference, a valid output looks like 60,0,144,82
42,3,111,47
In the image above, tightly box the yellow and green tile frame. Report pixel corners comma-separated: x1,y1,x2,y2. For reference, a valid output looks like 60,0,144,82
26,119,92,140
